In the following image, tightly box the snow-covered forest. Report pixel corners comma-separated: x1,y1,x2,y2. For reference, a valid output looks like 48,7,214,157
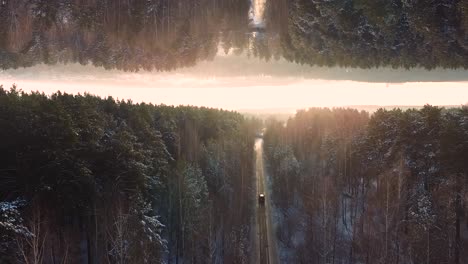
282,0,468,69
2,89,468,263
0,86,261,263
263,106,468,263
1,0,467,70
1,0,468,263
0,0,251,71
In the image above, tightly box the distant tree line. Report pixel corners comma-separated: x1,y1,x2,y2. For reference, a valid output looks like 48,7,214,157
264,106,468,263
0,86,260,263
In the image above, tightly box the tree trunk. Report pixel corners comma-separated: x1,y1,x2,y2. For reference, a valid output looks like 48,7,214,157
454,188,461,264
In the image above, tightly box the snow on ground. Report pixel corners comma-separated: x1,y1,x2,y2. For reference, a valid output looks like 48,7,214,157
264,166,307,263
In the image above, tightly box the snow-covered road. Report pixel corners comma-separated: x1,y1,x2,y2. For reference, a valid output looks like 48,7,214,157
249,0,266,28
255,138,279,264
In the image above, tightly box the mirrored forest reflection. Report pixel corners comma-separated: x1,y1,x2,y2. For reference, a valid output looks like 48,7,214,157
0,0,467,71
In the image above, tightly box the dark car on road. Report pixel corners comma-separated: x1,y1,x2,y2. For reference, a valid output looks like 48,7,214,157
258,193,265,205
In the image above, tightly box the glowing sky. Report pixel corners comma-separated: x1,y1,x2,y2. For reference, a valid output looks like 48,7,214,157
1,78,468,110
1,55,467,110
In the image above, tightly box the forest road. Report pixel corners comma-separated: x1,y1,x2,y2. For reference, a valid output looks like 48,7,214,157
255,138,279,264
